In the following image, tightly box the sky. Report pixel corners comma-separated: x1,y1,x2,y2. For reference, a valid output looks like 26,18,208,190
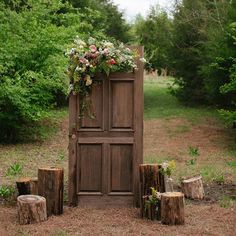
112,0,174,22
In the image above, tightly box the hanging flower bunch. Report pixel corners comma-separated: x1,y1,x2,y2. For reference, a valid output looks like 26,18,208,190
66,37,141,96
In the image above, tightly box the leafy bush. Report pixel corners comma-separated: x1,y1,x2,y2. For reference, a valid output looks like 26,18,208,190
0,0,109,142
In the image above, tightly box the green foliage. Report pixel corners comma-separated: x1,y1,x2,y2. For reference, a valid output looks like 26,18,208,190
219,195,236,208
6,163,23,176
188,146,200,157
0,0,131,142
0,185,15,199
134,6,173,71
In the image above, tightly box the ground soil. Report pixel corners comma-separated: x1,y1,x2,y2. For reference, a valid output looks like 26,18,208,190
0,115,236,235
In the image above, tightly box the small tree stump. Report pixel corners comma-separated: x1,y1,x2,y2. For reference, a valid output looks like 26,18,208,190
16,178,39,196
181,176,204,200
38,167,64,216
139,164,165,217
161,192,185,225
16,178,31,196
17,195,47,225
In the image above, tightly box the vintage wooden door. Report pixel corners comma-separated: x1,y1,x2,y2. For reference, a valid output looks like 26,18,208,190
69,47,144,207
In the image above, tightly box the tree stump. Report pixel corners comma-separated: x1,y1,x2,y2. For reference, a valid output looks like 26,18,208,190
139,164,165,217
38,167,64,216
17,195,47,225
161,192,185,225
16,178,31,196
181,176,204,200
16,178,38,196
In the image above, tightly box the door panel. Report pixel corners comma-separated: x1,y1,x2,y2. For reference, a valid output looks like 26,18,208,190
78,144,103,193
109,144,133,193
79,81,104,130
110,81,134,130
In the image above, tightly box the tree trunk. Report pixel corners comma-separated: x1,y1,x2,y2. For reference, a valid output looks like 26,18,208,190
181,176,204,200
17,195,47,225
139,164,165,218
161,192,185,225
16,178,31,196
38,167,64,216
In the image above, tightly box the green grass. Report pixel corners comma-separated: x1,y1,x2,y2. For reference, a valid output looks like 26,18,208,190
144,79,218,122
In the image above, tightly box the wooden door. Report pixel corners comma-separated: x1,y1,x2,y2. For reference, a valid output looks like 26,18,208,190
69,47,144,207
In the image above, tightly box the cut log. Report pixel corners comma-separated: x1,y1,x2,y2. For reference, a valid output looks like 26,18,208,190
139,164,165,218
181,176,204,200
38,167,64,216
16,178,31,196
16,178,39,196
161,192,185,225
17,195,47,225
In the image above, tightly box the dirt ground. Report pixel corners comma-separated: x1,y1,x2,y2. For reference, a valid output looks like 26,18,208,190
0,113,236,235
0,203,235,236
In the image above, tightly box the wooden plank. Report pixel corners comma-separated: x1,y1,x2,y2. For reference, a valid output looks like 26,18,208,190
78,137,134,144
68,94,78,206
133,46,144,207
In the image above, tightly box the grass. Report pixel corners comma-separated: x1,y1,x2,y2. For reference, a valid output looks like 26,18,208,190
144,78,219,123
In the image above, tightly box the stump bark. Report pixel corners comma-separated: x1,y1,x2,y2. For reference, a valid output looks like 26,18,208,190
38,167,64,216
30,178,38,195
139,164,165,218
17,195,47,225
181,176,204,200
161,192,185,225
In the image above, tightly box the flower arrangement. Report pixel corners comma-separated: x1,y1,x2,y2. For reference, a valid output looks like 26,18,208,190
161,160,176,177
144,187,162,220
66,37,141,96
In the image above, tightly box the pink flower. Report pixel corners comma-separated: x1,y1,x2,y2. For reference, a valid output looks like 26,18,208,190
89,45,97,53
108,58,116,65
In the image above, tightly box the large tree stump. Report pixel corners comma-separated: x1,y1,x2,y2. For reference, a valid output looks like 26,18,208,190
181,176,204,200
17,195,47,225
161,192,185,225
139,164,165,217
38,167,64,216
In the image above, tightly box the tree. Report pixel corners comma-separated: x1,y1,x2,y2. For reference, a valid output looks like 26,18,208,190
134,6,173,72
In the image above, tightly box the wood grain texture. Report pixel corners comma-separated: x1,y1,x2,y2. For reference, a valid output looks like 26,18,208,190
139,164,165,217
68,94,78,206
161,192,185,225
38,167,64,216
17,195,47,225
181,176,205,200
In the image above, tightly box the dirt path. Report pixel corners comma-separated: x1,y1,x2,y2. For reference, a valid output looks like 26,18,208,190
0,203,236,236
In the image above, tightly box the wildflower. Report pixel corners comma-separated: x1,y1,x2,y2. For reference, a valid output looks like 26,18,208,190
85,75,92,86
108,58,116,65
162,161,169,171
89,45,97,53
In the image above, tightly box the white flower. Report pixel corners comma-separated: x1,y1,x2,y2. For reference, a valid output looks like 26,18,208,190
162,162,169,171
140,57,147,63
